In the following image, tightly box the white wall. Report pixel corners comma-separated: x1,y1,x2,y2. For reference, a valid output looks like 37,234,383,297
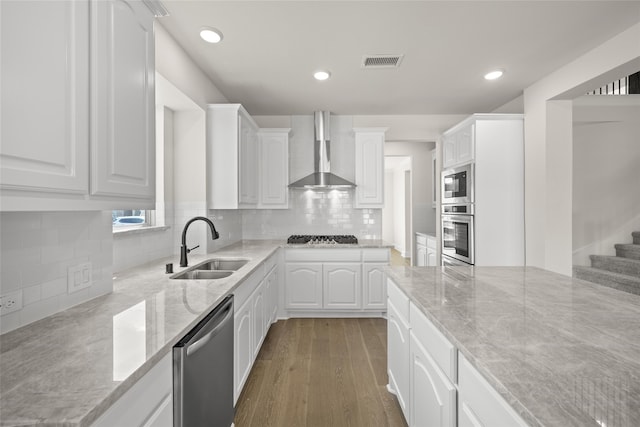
572,96,640,266
383,157,411,256
523,22,640,275
0,211,113,334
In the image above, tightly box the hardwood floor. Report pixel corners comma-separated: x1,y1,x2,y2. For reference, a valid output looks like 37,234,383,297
234,318,408,427
390,249,411,267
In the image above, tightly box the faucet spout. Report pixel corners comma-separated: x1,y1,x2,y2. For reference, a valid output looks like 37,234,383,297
180,216,220,267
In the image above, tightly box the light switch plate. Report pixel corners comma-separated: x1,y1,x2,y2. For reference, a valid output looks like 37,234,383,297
68,262,92,294
0,290,23,316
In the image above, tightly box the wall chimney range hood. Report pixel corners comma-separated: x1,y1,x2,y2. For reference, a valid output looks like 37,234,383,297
289,111,356,189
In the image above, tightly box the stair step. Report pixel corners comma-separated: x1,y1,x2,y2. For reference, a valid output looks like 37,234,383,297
574,266,640,296
633,231,640,245
590,255,640,277
615,244,640,260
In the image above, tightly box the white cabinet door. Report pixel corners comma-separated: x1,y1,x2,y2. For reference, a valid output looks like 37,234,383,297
354,128,386,208
442,135,457,169
410,333,456,427
90,0,155,202
92,353,172,427
363,264,386,309
458,353,528,427
387,300,410,422
259,129,290,208
239,114,258,206
234,297,253,404
427,248,437,267
285,263,323,309
455,124,474,166
1,0,89,196
323,263,361,309
416,245,427,267
252,282,265,359
266,266,279,325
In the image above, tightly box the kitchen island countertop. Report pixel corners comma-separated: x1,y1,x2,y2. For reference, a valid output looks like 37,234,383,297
386,265,640,427
0,239,392,426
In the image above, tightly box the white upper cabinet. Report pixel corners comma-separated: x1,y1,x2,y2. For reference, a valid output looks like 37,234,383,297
258,129,290,209
1,1,90,199
207,104,262,209
354,128,386,208
0,0,160,211
442,123,475,169
90,0,156,201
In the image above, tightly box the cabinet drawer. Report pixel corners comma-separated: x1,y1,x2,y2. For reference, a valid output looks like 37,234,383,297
387,279,409,321
458,353,529,427
285,249,361,262
234,269,262,310
262,251,278,274
362,248,390,263
410,302,457,383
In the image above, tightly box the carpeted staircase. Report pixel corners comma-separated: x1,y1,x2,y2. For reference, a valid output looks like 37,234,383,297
573,231,640,295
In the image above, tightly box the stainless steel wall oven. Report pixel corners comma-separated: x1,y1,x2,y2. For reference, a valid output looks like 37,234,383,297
442,207,474,265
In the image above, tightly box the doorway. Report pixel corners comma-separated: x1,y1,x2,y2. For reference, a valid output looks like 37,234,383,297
383,156,412,265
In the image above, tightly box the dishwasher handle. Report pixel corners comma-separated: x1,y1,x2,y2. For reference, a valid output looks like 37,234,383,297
186,305,233,356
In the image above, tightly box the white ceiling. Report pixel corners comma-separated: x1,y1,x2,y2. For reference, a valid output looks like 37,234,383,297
158,1,640,116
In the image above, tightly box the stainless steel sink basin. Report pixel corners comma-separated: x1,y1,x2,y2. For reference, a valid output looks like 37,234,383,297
171,270,233,280
170,258,250,280
194,259,249,271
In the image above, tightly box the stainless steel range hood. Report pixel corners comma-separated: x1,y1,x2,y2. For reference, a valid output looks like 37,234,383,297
289,111,356,189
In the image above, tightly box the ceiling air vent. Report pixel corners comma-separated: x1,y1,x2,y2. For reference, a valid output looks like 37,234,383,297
362,54,404,68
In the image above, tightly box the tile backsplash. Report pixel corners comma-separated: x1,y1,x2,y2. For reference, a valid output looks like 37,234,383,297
242,189,381,239
0,211,113,334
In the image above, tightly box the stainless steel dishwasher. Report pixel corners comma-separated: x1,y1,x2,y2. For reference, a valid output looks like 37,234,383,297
173,295,234,427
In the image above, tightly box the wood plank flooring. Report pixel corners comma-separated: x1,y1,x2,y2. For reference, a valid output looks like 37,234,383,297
390,249,411,267
234,318,408,427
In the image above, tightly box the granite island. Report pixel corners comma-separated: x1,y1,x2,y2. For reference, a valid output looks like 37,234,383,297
386,265,640,427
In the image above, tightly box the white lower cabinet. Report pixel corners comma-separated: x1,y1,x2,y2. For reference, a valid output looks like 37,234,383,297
285,263,323,309
387,277,529,427
363,263,386,309
387,298,410,421
323,263,361,309
284,248,389,313
458,353,528,427
92,353,172,427
234,295,253,404
252,282,266,359
410,332,456,427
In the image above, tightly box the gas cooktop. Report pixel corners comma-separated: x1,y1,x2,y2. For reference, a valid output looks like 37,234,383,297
287,235,358,245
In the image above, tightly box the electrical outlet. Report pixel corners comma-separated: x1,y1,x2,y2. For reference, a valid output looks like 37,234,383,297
68,262,92,294
0,290,23,316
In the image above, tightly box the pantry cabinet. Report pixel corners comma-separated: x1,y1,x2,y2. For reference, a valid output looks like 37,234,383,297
354,128,386,208
0,0,160,211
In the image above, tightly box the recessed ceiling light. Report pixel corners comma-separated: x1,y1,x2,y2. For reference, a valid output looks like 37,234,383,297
314,71,331,81
200,27,223,43
484,70,504,80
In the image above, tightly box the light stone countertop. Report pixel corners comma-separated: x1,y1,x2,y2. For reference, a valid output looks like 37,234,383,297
414,231,436,238
385,265,640,427
0,239,392,426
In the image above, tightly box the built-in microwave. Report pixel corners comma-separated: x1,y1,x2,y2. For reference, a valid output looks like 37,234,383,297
441,164,473,205
441,213,474,265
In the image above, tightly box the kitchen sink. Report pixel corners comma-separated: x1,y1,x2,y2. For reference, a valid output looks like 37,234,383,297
193,258,249,271
170,258,250,280
171,270,233,280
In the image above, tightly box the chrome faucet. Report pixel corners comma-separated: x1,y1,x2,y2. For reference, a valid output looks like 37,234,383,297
180,216,220,267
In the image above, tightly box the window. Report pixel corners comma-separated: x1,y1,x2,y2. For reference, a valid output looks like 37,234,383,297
112,210,148,229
